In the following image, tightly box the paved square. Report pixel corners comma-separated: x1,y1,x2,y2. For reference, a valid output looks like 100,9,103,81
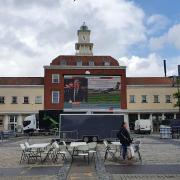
0,135,180,180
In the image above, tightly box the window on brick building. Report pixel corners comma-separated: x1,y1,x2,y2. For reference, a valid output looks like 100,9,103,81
130,95,136,103
12,96,17,104
23,96,29,104
52,91,59,104
35,96,42,104
9,115,17,132
76,60,82,66
0,96,5,104
0,115,3,128
153,95,160,103
89,61,94,66
60,60,67,66
141,95,147,103
52,74,60,83
165,95,171,103
104,61,110,66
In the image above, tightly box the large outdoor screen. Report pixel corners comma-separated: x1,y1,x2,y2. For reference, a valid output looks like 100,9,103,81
64,75,121,109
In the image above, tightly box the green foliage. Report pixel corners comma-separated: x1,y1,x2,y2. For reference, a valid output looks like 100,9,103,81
173,93,180,107
173,78,180,108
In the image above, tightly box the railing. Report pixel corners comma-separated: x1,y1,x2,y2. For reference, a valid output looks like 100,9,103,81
172,127,180,139
0,131,16,142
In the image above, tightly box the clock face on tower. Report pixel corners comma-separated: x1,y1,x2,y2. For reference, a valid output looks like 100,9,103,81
82,35,86,41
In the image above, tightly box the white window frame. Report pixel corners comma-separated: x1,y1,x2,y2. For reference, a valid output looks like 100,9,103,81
12,96,17,104
52,91,60,104
0,96,5,104
52,74,60,83
104,61,110,66
23,96,29,104
141,95,147,103
35,96,42,104
165,95,171,103
130,95,136,103
89,61,94,66
9,115,17,132
60,60,67,66
76,60,82,66
0,115,3,127
153,95,160,103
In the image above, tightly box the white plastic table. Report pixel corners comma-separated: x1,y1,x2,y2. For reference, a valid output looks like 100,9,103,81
27,143,50,163
70,142,87,147
111,141,121,146
111,141,122,156
29,143,50,149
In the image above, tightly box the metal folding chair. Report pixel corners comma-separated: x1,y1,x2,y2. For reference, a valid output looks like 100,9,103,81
20,143,42,164
52,141,67,162
76,144,90,164
62,140,73,155
19,144,31,163
88,142,97,161
42,145,55,163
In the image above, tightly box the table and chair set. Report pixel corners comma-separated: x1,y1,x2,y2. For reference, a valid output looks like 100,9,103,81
19,141,97,164
19,139,141,164
69,142,97,164
19,141,68,164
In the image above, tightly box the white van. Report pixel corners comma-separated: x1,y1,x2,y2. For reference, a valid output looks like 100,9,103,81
134,119,152,134
23,114,37,133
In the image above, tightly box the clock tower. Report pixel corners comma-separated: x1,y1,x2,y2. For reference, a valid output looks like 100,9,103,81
75,22,93,56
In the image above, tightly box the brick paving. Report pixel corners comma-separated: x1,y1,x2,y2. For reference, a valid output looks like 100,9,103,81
67,160,97,180
0,175,57,180
0,135,180,180
0,137,62,168
104,135,180,166
112,174,180,180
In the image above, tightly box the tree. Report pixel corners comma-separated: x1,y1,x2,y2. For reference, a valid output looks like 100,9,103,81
173,78,180,116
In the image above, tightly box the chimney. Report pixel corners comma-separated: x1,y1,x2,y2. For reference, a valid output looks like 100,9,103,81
178,65,180,77
163,60,167,77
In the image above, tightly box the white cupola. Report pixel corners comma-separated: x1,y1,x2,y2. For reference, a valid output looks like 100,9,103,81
75,22,93,56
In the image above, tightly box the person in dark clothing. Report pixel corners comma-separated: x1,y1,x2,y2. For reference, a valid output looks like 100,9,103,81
117,122,132,160
64,79,87,103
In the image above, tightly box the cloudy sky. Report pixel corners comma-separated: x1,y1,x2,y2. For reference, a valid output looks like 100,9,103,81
0,0,179,77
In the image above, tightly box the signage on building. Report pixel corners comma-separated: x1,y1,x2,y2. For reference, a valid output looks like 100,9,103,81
64,75,121,110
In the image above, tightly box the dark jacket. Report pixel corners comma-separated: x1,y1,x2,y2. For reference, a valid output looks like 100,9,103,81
117,127,132,145
64,88,87,102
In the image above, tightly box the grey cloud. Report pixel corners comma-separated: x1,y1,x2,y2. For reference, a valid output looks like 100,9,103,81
0,0,147,76
0,12,36,29
146,14,170,35
137,61,150,70
0,0,60,9
36,21,76,47
0,30,38,57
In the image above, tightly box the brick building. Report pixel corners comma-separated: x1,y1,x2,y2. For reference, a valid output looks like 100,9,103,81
44,23,127,111
0,77,44,132
44,55,127,110
0,23,179,132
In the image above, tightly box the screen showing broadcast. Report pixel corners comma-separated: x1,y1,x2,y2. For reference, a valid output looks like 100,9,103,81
64,75,121,109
